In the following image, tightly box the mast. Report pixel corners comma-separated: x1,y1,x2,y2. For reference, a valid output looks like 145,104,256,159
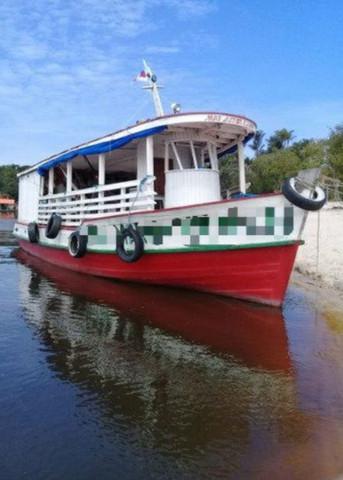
137,60,164,117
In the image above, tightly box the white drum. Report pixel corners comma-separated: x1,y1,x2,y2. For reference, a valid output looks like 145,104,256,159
164,169,221,208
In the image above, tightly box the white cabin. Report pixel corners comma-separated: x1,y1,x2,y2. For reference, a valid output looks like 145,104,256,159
17,112,256,226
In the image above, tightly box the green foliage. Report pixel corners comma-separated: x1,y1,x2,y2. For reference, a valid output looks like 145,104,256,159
248,137,328,193
290,139,326,168
0,164,29,200
328,124,343,182
219,154,239,194
249,129,265,157
218,125,342,194
267,128,295,152
248,149,301,193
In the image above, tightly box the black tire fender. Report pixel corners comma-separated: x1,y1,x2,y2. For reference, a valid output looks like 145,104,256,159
116,225,144,263
282,177,326,211
28,222,40,243
68,231,88,258
45,213,62,239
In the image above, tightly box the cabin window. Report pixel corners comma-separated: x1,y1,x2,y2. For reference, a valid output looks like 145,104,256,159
42,172,49,195
164,140,218,172
54,167,67,193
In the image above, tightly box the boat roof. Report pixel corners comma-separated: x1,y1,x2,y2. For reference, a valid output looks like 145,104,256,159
19,111,256,177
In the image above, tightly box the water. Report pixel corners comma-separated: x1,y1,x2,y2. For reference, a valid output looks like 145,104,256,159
0,219,16,245
1,232,343,479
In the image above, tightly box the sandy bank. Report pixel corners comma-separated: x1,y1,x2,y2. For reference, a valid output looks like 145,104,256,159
293,204,343,292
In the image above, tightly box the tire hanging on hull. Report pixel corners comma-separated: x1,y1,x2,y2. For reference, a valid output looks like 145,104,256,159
28,222,40,243
45,213,62,239
116,225,144,263
282,177,326,211
68,231,88,258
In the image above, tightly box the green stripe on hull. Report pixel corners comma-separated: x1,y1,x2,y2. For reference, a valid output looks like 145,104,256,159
31,239,303,255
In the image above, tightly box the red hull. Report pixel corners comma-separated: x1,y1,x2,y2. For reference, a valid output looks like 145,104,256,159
18,240,299,306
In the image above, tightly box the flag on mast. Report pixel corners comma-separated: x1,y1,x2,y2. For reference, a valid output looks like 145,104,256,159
135,59,153,82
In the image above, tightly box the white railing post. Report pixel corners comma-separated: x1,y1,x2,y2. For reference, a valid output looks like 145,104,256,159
238,141,246,194
120,187,125,212
98,153,105,186
39,176,44,196
38,178,151,224
146,136,154,176
48,168,54,194
146,136,155,209
66,161,72,193
98,153,105,209
164,142,169,172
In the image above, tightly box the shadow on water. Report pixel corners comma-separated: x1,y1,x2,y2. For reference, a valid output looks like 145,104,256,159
3,247,343,479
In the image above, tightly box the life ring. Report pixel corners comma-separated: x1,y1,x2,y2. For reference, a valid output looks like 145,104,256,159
116,225,144,263
282,177,326,211
45,213,62,239
68,231,88,258
28,222,39,243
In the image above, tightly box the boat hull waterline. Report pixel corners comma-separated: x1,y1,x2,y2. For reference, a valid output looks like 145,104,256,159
19,239,300,306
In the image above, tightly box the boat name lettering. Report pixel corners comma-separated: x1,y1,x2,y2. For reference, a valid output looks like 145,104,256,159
205,114,253,129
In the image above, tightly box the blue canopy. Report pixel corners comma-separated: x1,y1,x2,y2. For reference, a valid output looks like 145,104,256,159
37,125,167,175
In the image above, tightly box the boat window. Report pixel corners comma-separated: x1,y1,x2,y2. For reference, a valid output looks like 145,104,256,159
42,172,49,195
41,167,66,195
164,140,218,171
54,167,67,193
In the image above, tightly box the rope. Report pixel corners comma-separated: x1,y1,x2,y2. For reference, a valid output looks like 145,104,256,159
316,209,321,276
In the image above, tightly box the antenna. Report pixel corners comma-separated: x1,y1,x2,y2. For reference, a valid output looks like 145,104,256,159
136,60,164,117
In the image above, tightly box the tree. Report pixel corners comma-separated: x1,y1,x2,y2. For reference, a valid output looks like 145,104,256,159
267,129,295,152
249,129,265,157
248,149,300,193
327,124,343,182
0,164,29,200
219,154,239,194
291,139,326,168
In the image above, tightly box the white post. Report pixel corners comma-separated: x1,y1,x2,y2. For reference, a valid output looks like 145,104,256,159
146,136,154,176
171,142,183,170
48,168,54,194
190,141,198,169
146,136,154,209
39,176,44,196
151,82,164,117
164,142,169,172
98,154,105,186
142,60,164,117
98,153,105,208
212,144,218,171
207,143,212,169
66,161,72,193
237,141,246,194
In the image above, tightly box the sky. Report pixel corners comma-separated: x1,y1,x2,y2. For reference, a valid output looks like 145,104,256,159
1,0,342,166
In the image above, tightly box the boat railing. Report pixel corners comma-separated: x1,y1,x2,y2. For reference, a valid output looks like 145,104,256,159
38,179,156,225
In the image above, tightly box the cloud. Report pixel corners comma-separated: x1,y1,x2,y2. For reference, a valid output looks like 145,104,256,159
0,0,218,165
145,45,180,54
167,0,216,18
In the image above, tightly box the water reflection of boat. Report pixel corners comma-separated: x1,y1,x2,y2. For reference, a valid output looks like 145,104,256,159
16,249,291,372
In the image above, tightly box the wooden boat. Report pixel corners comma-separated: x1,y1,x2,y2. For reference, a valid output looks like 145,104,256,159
14,62,326,306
